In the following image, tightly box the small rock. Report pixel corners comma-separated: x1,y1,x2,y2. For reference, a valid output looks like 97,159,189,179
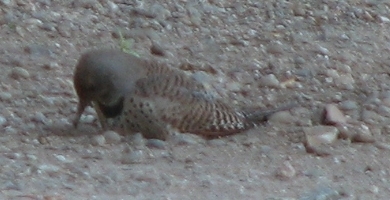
0,0,12,7
207,139,227,147
0,115,6,126
369,185,379,194
294,56,306,65
150,42,166,56
314,44,330,55
304,143,332,156
31,112,50,125
0,92,12,101
339,100,358,110
292,2,305,16
335,74,355,90
276,161,296,179
40,22,57,32
103,130,122,144
127,133,145,147
54,154,73,163
378,16,390,23
91,135,106,146
351,124,374,143
170,134,203,146
258,74,280,88
267,43,284,55
42,62,59,70
38,164,60,174
323,104,347,125
374,142,390,150
268,111,296,124
121,149,144,164
80,115,95,124
304,126,339,147
146,139,166,149
10,67,30,79
107,1,119,13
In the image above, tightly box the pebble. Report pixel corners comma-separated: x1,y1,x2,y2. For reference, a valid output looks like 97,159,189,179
314,44,330,55
374,142,390,150
150,42,166,56
207,138,227,147
80,115,96,124
107,1,119,13
121,149,144,164
266,43,284,55
258,74,280,88
378,16,390,23
351,124,374,143
31,112,50,125
292,2,305,16
38,164,60,174
42,62,59,70
103,130,122,144
339,100,358,110
0,92,12,101
127,133,145,147
91,135,106,146
323,104,347,125
10,67,30,79
170,134,202,146
275,161,296,180
268,111,296,124
335,74,355,90
146,139,167,149
0,115,6,126
304,126,339,147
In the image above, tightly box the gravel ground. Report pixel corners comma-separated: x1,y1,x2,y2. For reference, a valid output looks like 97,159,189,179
1,0,390,199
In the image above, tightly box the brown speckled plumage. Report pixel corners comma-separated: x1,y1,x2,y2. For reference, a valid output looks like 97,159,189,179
73,49,295,140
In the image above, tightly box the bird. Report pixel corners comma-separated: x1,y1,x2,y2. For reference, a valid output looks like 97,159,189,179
72,49,207,130
73,49,296,140
119,73,296,140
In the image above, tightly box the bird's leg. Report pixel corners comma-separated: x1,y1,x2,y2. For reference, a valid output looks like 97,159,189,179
92,101,109,130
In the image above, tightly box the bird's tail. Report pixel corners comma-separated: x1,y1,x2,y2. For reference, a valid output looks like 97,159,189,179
243,102,299,125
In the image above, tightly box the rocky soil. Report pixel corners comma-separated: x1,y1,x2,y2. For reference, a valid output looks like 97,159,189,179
1,0,390,199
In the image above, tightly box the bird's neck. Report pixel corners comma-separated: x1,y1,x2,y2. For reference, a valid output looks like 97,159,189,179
98,96,124,118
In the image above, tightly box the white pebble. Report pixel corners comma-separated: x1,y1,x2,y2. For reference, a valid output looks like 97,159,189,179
0,92,12,101
258,74,280,88
80,115,95,124
121,150,144,164
276,161,296,179
103,130,122,144
91,135,106,146
304,126,339,147
10,67,30,79
0,115,6,126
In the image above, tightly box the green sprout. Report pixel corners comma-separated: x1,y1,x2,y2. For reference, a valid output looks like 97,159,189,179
118,30,140,57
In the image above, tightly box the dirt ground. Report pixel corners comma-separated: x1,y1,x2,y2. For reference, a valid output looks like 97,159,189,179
1,0,390,199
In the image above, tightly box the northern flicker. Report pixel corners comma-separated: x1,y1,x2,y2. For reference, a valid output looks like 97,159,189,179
120,73,296,140
73,49,296,140
73,49,206,130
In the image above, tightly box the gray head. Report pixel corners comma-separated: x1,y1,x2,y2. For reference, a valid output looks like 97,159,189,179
72,49,137,127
